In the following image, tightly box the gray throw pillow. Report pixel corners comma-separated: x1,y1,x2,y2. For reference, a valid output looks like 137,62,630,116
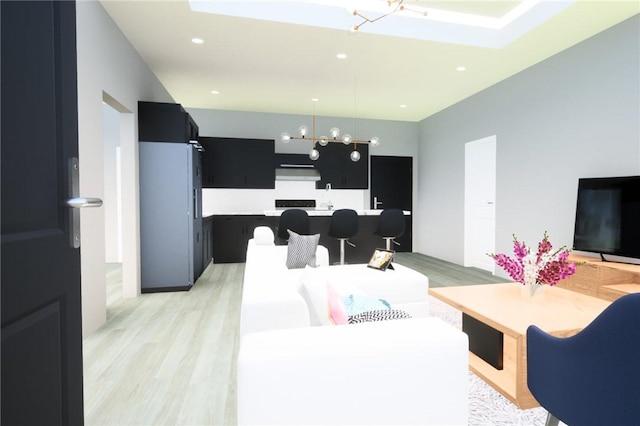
286,230,320,269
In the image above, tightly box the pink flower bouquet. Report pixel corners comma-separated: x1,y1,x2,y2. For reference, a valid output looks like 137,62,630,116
489,231,577,287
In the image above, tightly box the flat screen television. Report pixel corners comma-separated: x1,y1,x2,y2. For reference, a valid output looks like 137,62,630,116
573,175,640,261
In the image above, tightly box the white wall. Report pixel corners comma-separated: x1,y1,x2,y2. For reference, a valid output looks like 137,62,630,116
76,1,175,336
416,15,640,269
103,103,121,262
187,108,420,213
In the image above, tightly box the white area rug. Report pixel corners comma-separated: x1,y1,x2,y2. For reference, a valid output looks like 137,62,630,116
428,296,548,426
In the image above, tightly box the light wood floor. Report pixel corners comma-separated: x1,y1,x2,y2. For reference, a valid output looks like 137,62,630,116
84,253,504,425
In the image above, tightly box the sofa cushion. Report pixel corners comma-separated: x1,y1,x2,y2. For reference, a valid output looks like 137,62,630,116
299,268,331,326
348,309,412,324
286,230,320,269
327,283,348,325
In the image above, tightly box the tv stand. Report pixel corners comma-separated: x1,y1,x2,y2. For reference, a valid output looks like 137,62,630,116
558,254,640,301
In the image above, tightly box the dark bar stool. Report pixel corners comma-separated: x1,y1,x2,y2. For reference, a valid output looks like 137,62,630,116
374,208,405,250
328,209,359,265
277,209,310,244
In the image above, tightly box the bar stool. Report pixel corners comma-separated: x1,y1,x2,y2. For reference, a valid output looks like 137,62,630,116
328,209,358,265
374,208,405,250
277,209,310,244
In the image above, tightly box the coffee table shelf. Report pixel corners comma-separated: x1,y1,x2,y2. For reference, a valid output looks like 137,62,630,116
429,283,610,409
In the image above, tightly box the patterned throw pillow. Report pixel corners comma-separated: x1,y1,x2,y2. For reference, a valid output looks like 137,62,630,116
286,230,320,269
348,309,412,324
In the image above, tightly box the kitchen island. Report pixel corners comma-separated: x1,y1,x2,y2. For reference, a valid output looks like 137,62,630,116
208,210,411,264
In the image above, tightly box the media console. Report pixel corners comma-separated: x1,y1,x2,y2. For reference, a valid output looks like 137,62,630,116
558,254,640,301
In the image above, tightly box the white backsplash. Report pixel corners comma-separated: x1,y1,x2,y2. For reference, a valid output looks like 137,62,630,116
202,180,369,214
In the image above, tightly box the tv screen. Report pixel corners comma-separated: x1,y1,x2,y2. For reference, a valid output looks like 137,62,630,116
573,176,640,260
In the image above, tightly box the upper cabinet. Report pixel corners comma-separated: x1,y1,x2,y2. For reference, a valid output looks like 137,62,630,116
315,143,369,189
200,137,275,189
138,101,198,142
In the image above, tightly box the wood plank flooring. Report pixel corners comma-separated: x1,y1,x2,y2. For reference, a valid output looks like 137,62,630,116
84,253,506,425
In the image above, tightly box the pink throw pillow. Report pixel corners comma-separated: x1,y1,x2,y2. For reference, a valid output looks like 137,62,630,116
326,283,348,325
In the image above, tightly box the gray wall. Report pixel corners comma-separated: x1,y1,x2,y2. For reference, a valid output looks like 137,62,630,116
416,15,640,266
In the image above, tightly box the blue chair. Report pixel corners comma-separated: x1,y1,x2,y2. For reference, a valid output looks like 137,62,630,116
526,293,640,426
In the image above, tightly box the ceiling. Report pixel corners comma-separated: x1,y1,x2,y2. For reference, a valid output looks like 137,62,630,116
99,0,639,122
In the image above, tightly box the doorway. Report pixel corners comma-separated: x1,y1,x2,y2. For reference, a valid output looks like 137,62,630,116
370,155,413,251
101,92,137,301
464,136,496,273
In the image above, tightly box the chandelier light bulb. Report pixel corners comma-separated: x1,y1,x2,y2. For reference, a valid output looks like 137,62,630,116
299,125,309,137
280,132,291,143
319,136,329,146
342,134,352,144
350,150,361,162
370,136,380,147
330,127,340,138
309,148,320,161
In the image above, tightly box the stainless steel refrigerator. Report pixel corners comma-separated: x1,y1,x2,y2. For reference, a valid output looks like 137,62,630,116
139,141,203,292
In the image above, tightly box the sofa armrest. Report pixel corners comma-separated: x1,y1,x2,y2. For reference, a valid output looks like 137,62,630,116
237,318,469,425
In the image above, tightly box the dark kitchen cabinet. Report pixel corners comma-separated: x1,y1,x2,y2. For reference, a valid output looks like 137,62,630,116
212,215,275,263
200,137,275,188
315,142,369,189
203,215,214,268
138,101,198,142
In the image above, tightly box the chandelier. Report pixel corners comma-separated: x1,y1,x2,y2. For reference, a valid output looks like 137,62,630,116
351,0,428,32
280,114,380,162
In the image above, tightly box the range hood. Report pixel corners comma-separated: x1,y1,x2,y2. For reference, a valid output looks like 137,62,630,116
275,164,321,181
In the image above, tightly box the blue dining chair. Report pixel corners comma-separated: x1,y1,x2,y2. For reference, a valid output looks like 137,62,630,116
526,293,640,426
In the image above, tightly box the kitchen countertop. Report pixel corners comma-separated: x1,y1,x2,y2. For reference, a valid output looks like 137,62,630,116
204,210,411,217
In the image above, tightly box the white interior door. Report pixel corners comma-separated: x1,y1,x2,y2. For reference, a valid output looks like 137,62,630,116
464,136,496,272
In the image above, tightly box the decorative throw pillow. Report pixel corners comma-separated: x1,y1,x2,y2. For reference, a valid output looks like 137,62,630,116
343,294,391,317
348,309,412,324
326,283,348,325
286,230,320,269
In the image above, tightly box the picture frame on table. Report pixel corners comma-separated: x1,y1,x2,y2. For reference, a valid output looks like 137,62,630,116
367,248,395,271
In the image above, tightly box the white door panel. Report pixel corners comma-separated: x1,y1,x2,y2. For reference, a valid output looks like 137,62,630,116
464,136,496,272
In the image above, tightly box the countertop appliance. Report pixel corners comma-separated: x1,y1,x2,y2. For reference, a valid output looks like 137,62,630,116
275,199,316,209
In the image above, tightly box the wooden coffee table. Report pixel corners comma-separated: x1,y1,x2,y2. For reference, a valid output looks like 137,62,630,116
429,283,610,409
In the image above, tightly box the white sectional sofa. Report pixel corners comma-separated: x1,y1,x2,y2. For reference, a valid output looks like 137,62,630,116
237,226,470,425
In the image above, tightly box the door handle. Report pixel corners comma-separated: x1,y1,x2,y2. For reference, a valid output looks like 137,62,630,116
373,196,383,209
66,197,103,208
66,157,103,248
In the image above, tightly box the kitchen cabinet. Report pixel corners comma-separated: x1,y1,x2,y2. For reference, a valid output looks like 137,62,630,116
138,101,198,142
212,215,275,263
203,215,214,268
200,137,275,188
315,142,369,189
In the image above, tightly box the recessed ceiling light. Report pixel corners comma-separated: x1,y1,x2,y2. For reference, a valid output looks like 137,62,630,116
399,104,407,108
336,53,347,59
210,90,220,95
192,37,204,44
311,98,319,102
456,66,467,71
